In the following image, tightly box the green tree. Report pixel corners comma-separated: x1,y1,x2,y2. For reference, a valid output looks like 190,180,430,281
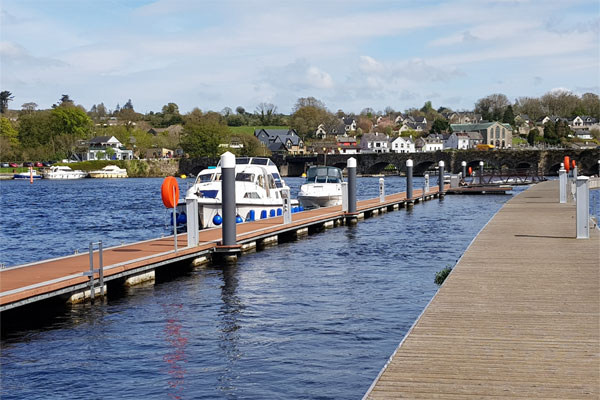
0,91,14,114
0,117,19,146
475,93,510,121
18,110,53,148
543,121,558,144
430,118,451,135
180,118,229,157
502,105,515,125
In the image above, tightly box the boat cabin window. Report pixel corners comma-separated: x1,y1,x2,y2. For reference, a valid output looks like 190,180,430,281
306,167,342,183
236,172,254,182
198,173,214,183
250,158,269,165
272,173,283,188
243,192,261,199
267,174,276,189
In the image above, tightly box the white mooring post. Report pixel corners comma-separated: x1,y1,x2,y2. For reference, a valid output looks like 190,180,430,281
186,192,199,248
341,182,348,212
479,161,484,185
282,187,292,224
379,177,385,203
461,161,467,181
424,174,430,194
559,164,567,204
576,176,590,239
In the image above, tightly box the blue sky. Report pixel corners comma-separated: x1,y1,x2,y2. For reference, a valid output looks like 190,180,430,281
1,0,599,115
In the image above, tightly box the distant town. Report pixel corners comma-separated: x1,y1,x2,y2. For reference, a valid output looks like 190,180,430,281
0,90,598,164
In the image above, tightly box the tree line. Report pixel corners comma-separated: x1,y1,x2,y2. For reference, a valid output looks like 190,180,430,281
1,89,598,162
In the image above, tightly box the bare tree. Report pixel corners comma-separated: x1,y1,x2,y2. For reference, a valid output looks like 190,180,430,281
255,102,278,125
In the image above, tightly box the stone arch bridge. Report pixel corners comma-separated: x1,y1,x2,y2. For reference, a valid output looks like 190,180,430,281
178,149,599,177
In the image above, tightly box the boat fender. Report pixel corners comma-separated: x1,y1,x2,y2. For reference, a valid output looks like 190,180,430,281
269,209,276,217
236,215,244,223
176,212,187,226
213,214,223,225
247,210,255,221
298,206,304,212
161,177,179,208
260,210,267,219
276,208,282,216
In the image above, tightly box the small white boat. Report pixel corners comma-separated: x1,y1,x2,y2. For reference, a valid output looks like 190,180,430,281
298,166,344,209
175,157,299,229
13,169,42,180
89,165,128,178
43,165,88,180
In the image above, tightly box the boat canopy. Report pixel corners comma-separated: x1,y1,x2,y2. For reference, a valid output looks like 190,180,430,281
217,157,275,166
306,166,343,183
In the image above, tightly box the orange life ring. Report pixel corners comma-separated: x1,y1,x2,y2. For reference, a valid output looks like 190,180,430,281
564,156,570,172
571,159,576,169
161,176,179,208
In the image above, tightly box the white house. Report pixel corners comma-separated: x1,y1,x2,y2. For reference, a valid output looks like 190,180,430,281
415,135,443,152
444,132,470,150
390,136,415,153
360,132,390,153
84,136,133,161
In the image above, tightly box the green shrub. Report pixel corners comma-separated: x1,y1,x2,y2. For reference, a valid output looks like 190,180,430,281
434,266,453,286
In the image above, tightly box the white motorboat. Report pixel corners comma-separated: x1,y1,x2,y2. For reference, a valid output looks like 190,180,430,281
42,165,88,180
88,165,128,178
175,157,299,229
298,166,344,209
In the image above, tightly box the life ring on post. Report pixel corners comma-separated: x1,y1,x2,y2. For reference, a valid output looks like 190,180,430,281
161,176,180,208
564,156,570,173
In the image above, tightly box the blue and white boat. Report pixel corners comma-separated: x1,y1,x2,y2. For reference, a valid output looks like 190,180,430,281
176,157,299,229
13,169,42,180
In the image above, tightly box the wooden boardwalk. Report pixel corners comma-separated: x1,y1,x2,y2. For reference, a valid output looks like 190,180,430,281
365,180,600,399
0,187,437,311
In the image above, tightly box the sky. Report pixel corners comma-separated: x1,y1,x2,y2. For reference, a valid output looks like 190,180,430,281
1,0,599,115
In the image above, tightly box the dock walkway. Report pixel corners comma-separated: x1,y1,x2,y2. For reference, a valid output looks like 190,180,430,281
0,187,437,311
365,180,600,399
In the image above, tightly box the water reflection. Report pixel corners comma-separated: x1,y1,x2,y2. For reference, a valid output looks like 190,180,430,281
217,265,244,395
162,303,188,400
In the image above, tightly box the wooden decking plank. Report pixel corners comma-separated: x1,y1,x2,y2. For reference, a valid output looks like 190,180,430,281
366,180,600,399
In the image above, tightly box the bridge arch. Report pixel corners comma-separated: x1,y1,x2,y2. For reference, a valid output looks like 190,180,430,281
414,161,436,176
365,161,398,175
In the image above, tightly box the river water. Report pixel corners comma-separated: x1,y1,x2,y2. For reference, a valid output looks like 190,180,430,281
0,176,592,399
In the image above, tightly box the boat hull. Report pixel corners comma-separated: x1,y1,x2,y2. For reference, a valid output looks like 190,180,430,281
298,194,342,209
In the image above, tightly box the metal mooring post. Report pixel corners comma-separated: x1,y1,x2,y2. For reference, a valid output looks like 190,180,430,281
406,159,413,200
186,192,199,248
438,161,445,195
559,165,567,204
347,157,357,213
379,178,385,203
479,161,484,185
461,161,467,181
221,151,237,246
576,176,590,239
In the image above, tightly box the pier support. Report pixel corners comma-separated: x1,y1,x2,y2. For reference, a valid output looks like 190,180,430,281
186,192,199,248
406,159,413,206
125,270,156,286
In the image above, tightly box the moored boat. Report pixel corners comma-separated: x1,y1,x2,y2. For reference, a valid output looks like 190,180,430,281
42,165,88,180
88,165,128,178
13,169,42,180
298,166,344,209
175,157,299,229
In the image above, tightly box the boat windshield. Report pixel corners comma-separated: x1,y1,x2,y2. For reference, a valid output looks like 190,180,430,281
306,167,343,183
198,173,214,183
